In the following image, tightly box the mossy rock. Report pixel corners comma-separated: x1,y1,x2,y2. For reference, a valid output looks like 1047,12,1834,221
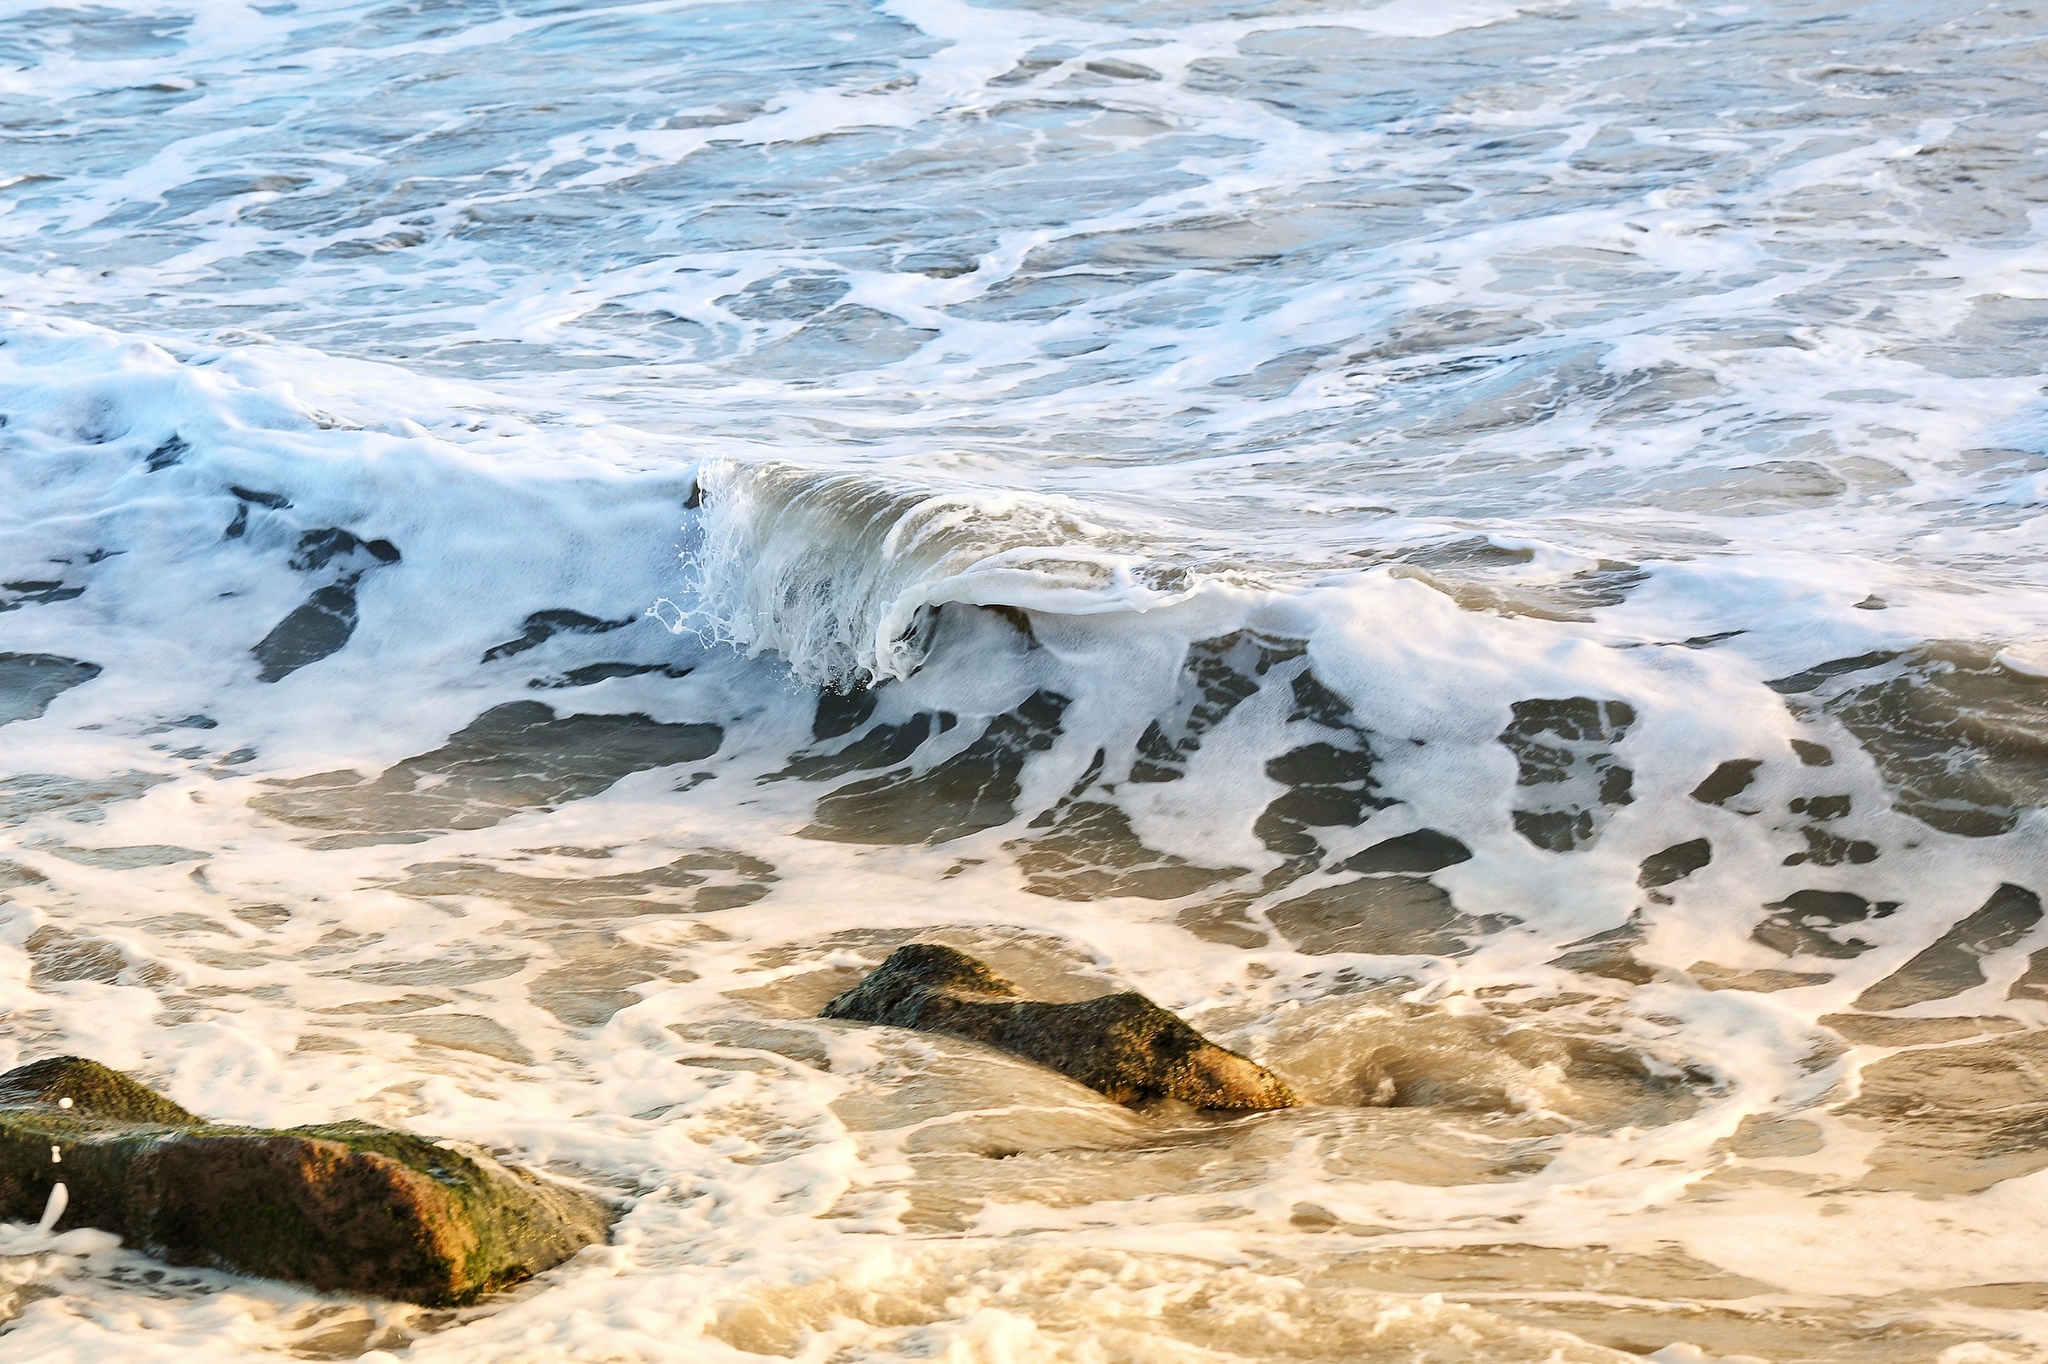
0,1057,610,1305
821,943,1297,1110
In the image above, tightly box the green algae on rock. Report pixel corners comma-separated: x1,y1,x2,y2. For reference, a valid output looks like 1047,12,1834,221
820,944,1297,1110
0,1056,611,1305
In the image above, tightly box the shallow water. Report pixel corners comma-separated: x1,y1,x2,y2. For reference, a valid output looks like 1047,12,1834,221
2,0,2048,1358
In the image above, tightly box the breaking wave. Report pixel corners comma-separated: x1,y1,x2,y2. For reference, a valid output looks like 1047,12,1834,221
672,456,1214,687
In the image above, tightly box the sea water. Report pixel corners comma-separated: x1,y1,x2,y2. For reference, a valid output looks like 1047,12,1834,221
1,0,2047,1358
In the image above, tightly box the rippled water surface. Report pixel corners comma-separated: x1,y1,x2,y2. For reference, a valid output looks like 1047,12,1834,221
2,0,2048,1359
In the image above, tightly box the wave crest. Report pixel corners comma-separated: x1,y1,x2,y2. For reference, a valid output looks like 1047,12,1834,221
670,458,1195,688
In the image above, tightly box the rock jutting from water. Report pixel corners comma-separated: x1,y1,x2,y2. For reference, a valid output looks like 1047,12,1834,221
0,1056,611,1305
820,943,1298,1110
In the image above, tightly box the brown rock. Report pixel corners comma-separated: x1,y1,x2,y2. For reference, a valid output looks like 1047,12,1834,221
0,1056,610,1305
820,944,1296,1110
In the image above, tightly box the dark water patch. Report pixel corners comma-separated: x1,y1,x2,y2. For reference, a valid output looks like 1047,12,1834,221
0,771,168,826
1339,829,1471,875
1654,460,1848,516
1378,537,1532,572
253,527,404,681
369,1012,533,1063
134,911,230,936
1011,773,1245,901
1550,914,1654,984
1268,876,1512,957
529,933,686,1027
1129,631,1303,783
0,858,46,888
1791,740,1834,766
229,485,291,509
289,527,400,571
1844,1030,2048,1194
1768,650,1898,695
1783,825,1878,867
322,954,529,987
1752,890,1898,960
1386,540,1650,623
252,701,723,846
1312,1242,1994,1362
529,662,693,689
767,710,957,783
253,580,358,682
25,925,168,988
1807,644,2048,838
1638,839,1711,889
1254,671,1393,868
0,652,102,724
802,690,1067,845
1689,964,1833,992
139,714,217,735
382,849,775,918
1855,883,2042,1011
144,433,187,471
49,844,207,870
1312,1239,1775,1308
671,1019,835,1072
1499,697,1635,851
812,687,878,740
741,304,941,381
1079,57,1159,81
230,904,290,929
1285,668,1354,729
1778,791,1878,866
1176,894,1267,949
314,993,446,1017
719,270,850,322
0,578,85,610
1341,304,1543,368
1255,740,1391,857
1823,1014,2022,1047
481,608,636,662
1691,758,1761,808
2009,947,2048,1003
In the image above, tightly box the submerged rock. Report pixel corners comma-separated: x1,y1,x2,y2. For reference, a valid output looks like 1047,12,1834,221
820,944,1296,1110
0,1057,610,1305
